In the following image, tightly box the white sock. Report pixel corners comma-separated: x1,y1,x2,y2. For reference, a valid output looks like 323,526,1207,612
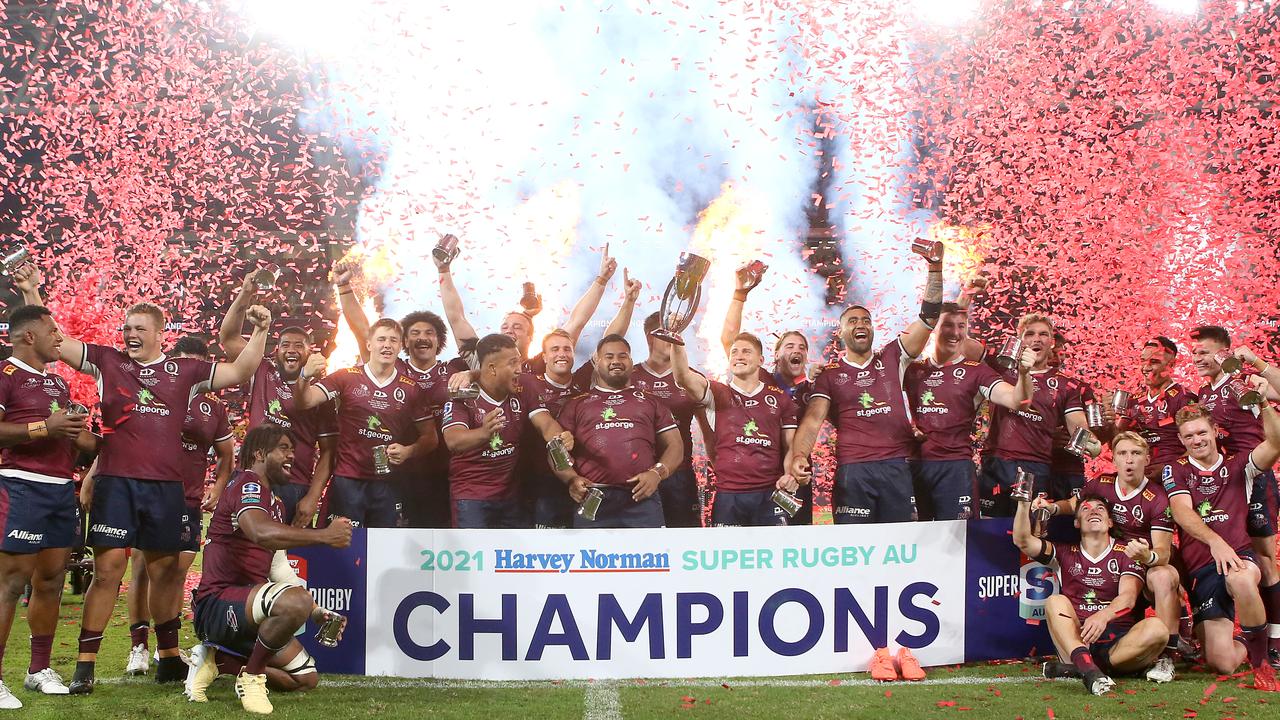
1269,623,1280,639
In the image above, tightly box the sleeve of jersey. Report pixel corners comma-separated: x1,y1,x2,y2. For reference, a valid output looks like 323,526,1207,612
523,384,548,418
213,404,232,443
312,372,342,402
1150,489,1174,533
653,398,678,434
1059,381,1084,417
231,479,271,527
1240,453,1264,483
1161,465,1190,498
79,342,106,380
700,381,723,413
781,393,800,429
316,401,339,437
976,362,1003,400
810,367,834,401
1120,554,1146,580
440,400,472,432
0,372,10,414
887,337,911,366
413,386,433,423
192,359,216,395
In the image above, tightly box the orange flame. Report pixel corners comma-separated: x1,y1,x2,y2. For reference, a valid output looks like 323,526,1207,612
328,297,377,371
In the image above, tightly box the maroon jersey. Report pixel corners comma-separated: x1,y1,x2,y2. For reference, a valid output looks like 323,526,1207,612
181,392,231,507
1196,376,1264,455
396,357,468,481
0,358,78,483
1048,542,1145,628
247,359,337,487
906,357,1004,461
558,385,677,486
442,383,547,501
810,340,916,464
1123,383,1198,469
314,366,432,481
631,363,702,471
985,366,1084,465
1162,452,1260,574
81,344,214,482
194,470,284,603
698,380,798,493
1081,475,1173,544
518,369,588,478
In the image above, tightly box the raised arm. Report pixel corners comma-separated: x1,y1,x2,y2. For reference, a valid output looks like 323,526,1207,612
1249,380,1280,469
899,249,944,358
560,244,617,343
12,263,85,369
988,347,1036,410
217,272,257,361
1011,495,1050,559
954,276,988,360
333,265,371,363
670,344,709,406
603,269,641,339
434,243,479,351
292,354,333,410
1233,346,1280,401
211,305,271,391
720,263,763,355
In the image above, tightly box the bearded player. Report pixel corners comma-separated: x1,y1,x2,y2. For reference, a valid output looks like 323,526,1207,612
186,426,353,714
672,335,799,526
907,302,1034,520
556,335,683,528
0,304,96,706
1191,326,1280,662
294,319,436,528
15,262,270,691
785,244,946,523
1013,494,1168,695
220,271,338,528
1037,432,1182,682
1163,398,1280,688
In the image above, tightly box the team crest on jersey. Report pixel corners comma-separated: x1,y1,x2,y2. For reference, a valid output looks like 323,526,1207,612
1069,562,1083,577
873,359,884,371
200,401,212,415
1046,377,1059,390
394,387,406,404
511,397,522,414
242,482,261,495
1132,505,1144,522
954,368,966,380
164,360,179,376
1107,558,1120,574
764,394,778,408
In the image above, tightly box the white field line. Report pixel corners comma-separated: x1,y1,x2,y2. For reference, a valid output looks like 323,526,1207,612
99,674,1058,690
582,682,623,720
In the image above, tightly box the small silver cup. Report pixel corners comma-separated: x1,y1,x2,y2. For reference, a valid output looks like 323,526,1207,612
372,445,391,475
578,487,604,521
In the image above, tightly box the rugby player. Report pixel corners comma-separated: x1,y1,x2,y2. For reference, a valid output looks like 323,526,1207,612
0,304,96,705
556,334,683,528
1013,493,1168,695
1115,337,1198,477
220,272,338,527
187,426,353,714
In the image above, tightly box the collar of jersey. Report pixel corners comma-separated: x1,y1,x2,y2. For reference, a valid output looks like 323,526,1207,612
1079,542,1112,565
1146,381,1174,402
1211,374,1232,392
1113,477,1148,502
594,384,633,393
1188,453,1225,473
7,355,46,376
362,364,399,388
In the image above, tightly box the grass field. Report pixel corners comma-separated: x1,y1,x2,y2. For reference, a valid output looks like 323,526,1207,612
2,555,1276,719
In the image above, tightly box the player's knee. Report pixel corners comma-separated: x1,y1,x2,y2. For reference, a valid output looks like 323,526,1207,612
1044,594,1071,613
293,671,319,691
1137,618,1168,649
1148,565,1179,594
272,587,313,625
1226,568,1261,596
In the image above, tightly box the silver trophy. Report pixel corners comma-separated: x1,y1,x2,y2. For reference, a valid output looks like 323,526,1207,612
1010,467,1035,502
547,435,573,472
315,609,345,648
1231,377,1265,409
1065,427,1102,459
433,234,460,266
736,260,768,292
650,253,711,346
1218,351,1242,376
578,487,604,521
1,247,32,277
449,383,480,401
1085,403,1106,429
254,264,280,293
1030,493,1051,538
772,488,802,517
1112,390,1131,416
994,336,1024,372
910,237,944,264
371,445,391,475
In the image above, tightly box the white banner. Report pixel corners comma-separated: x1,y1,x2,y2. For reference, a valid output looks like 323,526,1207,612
364,523,967,679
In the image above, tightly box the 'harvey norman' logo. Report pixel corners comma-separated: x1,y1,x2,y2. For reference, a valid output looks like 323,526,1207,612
493,549,670,574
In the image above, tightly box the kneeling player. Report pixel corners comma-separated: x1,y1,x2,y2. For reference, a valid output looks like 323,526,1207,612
188,426,352,714
1013,494,1167,695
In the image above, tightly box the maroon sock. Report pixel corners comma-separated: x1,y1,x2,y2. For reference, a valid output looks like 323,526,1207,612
214,650,245,676
0,642,6,676
1262,582,1280,624
1070,646,1099,675
129,621,150,649
28,634,53,674
77,628,104,657
245,637,279,676
154,617,180,653
1241,624,1269,668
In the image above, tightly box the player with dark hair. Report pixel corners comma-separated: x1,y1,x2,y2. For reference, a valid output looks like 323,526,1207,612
556,334,684,528
1012,493,1168,695
294,318,436,528
601,278,710,527
186,426,353,714
441,334,570,528
974,313,1090,517
435,241,616,371
1116,337,1199,477
0,304,96,705
1163,398,1280,687
785,246,946,524
14,262,270,692
906,301,1033,520
121,335,235,676
1036,432,1182,682
220,270,338,528
1190,325,1280,661
335,268,465,528
672,333,799,526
